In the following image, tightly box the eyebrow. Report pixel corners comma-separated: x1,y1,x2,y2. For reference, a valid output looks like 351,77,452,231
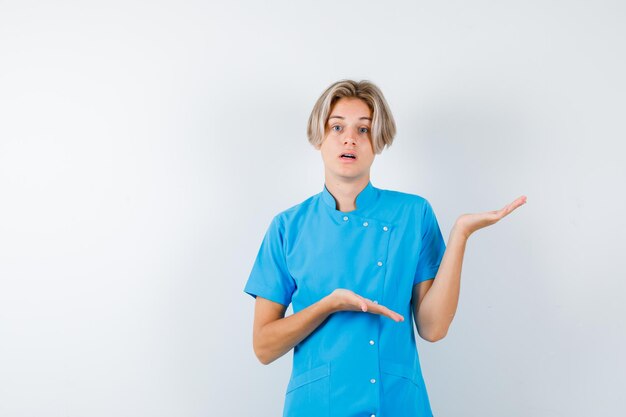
328,115,372,121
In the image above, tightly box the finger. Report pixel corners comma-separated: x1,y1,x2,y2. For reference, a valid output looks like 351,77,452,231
389,312,405,322
509,195,527,209
372,304,404,322
499,195,527,217
515,195,528,208
354,295,369,312
386,310,404,322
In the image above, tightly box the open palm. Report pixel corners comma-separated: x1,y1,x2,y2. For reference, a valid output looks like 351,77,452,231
456,195,527,238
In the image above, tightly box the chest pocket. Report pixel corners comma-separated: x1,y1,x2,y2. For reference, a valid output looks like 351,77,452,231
286,214,392,307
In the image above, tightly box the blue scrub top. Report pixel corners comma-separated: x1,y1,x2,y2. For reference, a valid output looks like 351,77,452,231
244,180,446,417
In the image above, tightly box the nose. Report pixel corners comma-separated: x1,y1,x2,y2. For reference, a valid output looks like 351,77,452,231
343,127,358,145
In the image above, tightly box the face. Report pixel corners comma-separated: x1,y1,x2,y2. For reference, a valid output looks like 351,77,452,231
316,97,375,182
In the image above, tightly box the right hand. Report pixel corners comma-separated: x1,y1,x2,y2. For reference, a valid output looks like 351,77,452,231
327,289,404,322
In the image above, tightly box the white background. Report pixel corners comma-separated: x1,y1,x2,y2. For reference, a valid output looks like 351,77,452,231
1,1,625,416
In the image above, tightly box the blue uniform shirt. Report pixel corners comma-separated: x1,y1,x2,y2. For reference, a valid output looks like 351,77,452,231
244,180,447,417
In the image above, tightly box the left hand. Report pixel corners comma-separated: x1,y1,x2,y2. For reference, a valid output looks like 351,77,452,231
454,195,527,239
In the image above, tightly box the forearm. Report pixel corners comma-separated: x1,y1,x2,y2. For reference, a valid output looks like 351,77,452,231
416,223,468,341
255,296,336,365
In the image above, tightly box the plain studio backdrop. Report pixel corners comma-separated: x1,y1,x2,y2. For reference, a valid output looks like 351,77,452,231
1,1,625,416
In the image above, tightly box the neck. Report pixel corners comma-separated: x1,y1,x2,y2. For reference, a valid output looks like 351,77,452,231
324,175,370,212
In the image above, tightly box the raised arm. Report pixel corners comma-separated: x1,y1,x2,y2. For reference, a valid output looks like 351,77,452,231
411,225,466,342
412,195,527,342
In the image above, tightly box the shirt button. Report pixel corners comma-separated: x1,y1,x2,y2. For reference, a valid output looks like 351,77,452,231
363,221,369,227
373,300,378,304
371,415,376,417
383,226,388,231
369,340,375,345
370,378,376,384
377,261,383,267
343,216,349,221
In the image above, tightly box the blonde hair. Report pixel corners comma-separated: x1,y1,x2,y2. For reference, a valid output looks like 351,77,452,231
307,79,396,154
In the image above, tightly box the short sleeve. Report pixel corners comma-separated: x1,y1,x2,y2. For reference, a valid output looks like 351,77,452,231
243,215,296,307
413,200,447,285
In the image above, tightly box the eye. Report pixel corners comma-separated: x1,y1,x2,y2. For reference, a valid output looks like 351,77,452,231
331,125,342,132
359,127,370,134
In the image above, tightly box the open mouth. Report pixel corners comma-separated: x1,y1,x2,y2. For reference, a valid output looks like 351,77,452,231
340,153,356,160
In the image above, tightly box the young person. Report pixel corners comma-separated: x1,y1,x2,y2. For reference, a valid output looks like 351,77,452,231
243,79,526,417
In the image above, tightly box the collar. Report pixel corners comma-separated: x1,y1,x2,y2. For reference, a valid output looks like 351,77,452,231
321,180,379,213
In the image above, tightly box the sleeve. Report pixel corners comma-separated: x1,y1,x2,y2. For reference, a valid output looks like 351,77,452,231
413,200,447,285
243,215,296,307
